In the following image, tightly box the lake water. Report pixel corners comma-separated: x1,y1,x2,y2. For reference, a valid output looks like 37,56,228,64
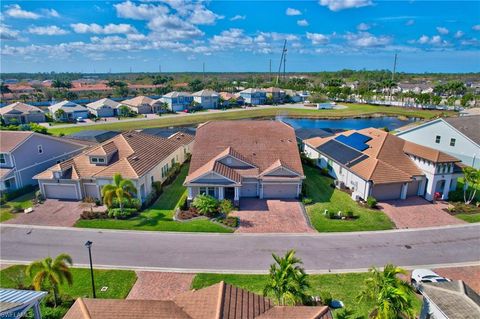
280,116,416,131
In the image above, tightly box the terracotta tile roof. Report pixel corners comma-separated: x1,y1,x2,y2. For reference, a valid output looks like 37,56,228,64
305,128,458,185
168,131,195,146
174,281,273,319
187,121,304,183
257,306,331,319
63,298,192,319
0,131,33,152
0,102,44,115
122,96,155,108
403,141,460,163
35,131,192,180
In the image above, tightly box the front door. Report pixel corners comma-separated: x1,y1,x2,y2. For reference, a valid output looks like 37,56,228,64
224,187,235,201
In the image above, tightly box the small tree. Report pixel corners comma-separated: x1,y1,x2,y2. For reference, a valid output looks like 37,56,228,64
463,167,480,204
219,199,234,215
54,109,66,121
357,264,416,319
263,250,310,306
26,253,73,307
192,194,218,215
102,174,137,213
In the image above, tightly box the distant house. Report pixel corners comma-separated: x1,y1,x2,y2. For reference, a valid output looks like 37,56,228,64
35,131,194,201
185,121,305,205
396,116,480,169
265,87,286,103
0,102,45,124
48,100,89,121
419,281,480,319
122,96,161,114
86,98,122,117
0,131,86,192
239,88,267,105
192,89,220,109
162,92,193,112
63,281,332,319
304,128,462,201
219,92,244,106
65,130,120,143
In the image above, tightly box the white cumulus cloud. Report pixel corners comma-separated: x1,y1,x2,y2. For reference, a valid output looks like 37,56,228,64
297,19,309,27
5,4,40,19
71,23,138,34
230,15,246,21
473,25,480,31
345,32,391,47
356,23,370,31
454,31,464,38
306,32,330,45
319,0,373,12
114,1,169,20
436,27,449,35
286,8,302,16
28,26,69,35
0,24,21,40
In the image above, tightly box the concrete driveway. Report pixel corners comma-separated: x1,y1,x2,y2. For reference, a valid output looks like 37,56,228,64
4,199,102,227
231,199,316,233
378,197,466,229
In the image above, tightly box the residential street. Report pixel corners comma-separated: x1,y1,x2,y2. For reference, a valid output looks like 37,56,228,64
1,224,479,273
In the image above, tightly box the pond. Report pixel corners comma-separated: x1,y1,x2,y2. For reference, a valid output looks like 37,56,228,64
280,116,417,131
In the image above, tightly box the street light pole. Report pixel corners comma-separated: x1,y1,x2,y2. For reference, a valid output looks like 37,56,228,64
85,240,96,298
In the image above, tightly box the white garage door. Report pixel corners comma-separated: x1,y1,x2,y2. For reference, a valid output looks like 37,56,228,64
241,183,257,197
371,183,402,201
263,184,298,199
43,184,78,200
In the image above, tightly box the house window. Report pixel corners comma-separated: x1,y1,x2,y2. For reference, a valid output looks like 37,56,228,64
0,154,5,164
199,187,215,197
208,188,215,197
151,176,154,183
37,145,43,154
4,179,11,188
450,138,456,146
91,157,98,163
171,158,175,166
98,157,105,163
435,135,441,144
161,164,169,178
199,187,207,195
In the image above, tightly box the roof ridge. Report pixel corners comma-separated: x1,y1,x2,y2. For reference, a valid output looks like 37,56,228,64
215,281,226,319
77,298,92,319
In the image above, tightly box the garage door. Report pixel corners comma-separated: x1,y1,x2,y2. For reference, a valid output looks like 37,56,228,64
407,181,419,197
263,184,298,199
43,184,78,200
241,183,257,197
371,183,402,201
84,184,100,199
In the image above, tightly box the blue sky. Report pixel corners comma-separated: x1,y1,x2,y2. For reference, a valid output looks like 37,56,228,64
1,0,479,73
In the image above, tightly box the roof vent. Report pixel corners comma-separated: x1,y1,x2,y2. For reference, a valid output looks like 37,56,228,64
131,156,139,161
126,134,133,138
252,152,256,156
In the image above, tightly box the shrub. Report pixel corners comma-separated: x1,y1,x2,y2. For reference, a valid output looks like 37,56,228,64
328,211,336,219
300,153,316,167
448,189,464,202
80,210,108,220
0,193,6,205
366,196,377,208
4,185,36,201
302,197,313,205
108,208,137,219
319,290,333,306
35,190,44,203
111,198,141,210
83,196,95,204
219,199,234,215
152,181,163,195
220,216,239,228
346,210,354,218
192,195,218,215
320,168,329,176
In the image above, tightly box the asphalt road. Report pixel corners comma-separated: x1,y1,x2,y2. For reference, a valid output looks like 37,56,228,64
1,224,479,273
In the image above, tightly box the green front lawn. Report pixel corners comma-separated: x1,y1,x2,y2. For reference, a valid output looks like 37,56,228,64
192,272,421,318
456,213,480,223
48,104,453,136
75,164,233,233
0,191,36,222
303,165,394,232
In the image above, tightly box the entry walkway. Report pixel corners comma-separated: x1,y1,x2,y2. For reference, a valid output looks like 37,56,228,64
231,199,316,233
379,197,466,229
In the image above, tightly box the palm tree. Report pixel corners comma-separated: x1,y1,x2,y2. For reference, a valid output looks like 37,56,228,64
357,264,416,319
54,109,66,121
263,250,310,306
102,173,137,213
26,253,73,307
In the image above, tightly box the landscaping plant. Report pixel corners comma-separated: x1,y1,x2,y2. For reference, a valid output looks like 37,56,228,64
366,196,377,209
219,199,234,215
192,194,219,215
357,264,416,319
26,253,74,307
263,250,311,306
463,167,480,205
102,174,137,215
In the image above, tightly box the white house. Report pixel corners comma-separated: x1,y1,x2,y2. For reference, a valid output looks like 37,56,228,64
162,92,193,112
304,128,462,201
192,89,219,109
239,88,266,105
396,116,480,169
86,98,121,117
48,101,89,121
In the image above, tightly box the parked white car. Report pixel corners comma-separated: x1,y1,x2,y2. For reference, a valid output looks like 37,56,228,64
411,269,450,290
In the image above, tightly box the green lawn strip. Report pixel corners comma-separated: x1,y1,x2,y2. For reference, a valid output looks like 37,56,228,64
75,164,232,233
455,213,480,223
48,104,452,136
303,165,394,232
0,191,36,222
0,265,137,299
191,273,421,318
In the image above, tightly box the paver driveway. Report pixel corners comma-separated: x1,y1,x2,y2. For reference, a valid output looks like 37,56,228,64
4,199,102,227
379,197,466,229
127,272,194,300
231,199,316,233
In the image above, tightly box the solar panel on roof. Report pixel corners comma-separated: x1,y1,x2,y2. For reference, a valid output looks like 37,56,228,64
335,133,370,152
318,140,365,165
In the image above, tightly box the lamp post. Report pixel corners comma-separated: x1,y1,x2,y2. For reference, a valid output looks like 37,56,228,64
84,240,96,298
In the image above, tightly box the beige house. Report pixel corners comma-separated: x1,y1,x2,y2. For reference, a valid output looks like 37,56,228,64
35,131,194,202
185,121,305,205
122,96,162,114
0,102,45,124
